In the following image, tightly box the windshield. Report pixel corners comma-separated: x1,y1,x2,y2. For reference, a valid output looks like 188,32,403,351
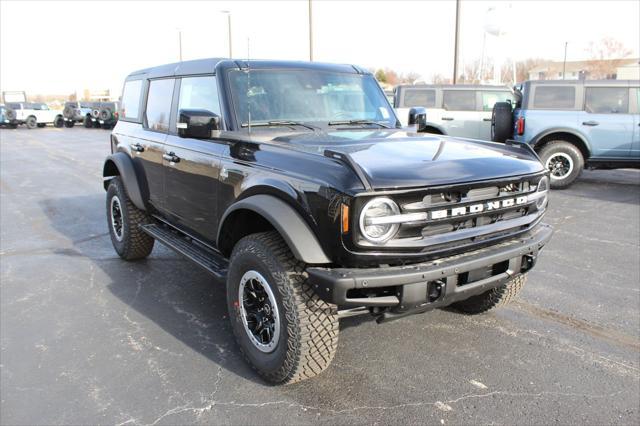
228,69,397,129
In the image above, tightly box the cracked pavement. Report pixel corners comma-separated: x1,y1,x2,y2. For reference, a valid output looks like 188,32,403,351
1,127,639,425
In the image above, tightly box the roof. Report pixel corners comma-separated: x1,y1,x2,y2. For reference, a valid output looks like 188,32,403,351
524,79,639,86
529,58,639,74
396,84,511,90
127,58,368,80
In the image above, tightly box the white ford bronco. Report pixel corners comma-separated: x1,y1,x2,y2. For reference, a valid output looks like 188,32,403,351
5,102,64,129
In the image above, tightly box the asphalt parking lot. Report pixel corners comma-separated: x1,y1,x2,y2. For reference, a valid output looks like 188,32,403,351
1,127,639,425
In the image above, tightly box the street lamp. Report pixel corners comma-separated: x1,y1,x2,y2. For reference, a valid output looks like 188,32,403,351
221,10,232,58
308,0,313,61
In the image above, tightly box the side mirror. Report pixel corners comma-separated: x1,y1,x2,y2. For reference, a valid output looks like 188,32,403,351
408,107,427,132
177,109,220,139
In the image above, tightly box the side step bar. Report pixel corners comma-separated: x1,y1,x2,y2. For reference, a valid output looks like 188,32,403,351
141,224,228,279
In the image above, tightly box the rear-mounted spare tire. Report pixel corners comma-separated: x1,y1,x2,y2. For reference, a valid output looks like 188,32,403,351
491,102,513,143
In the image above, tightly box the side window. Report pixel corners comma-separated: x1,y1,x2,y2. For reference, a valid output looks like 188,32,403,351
121,80,143,121
481,91,514,111
402,89,436,108
145,79,175,132
178,76,221,115
533,86,575,109
443,90,475,111
585,87,629,114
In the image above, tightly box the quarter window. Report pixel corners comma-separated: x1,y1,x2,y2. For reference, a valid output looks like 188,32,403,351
443,90,475,111
585,87,629,114
145,79,174,132
533,86,575,109
481,91,514,111
402,89,436,108
121,80,143,120
178,76,221,116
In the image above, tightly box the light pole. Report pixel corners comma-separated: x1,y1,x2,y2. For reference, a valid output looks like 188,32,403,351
562,41,568,80
452,0,461,84
221,10,232,58
177,29,183,61
308,0,314,61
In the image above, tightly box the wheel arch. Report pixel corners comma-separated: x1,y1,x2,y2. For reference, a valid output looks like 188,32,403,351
532,129,591,160
102,152,146,211
217,194,332,265
423,123,446,135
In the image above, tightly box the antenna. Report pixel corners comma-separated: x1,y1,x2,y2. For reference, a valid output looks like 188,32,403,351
246,37,251,134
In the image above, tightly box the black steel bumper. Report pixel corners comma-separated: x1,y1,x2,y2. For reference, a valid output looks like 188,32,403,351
308,224,553,317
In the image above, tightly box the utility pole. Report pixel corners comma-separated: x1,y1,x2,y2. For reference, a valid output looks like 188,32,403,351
221,11,232,58
562,41,568,79
308,0,314,61
178,30,183,61
452,0,461,84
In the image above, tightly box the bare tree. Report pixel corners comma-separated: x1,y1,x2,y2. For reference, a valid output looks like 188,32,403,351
586,37,632,79
430,73,451,84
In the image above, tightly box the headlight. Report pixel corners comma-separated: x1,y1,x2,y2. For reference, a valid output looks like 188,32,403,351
535,176,549,209
359,197,400,244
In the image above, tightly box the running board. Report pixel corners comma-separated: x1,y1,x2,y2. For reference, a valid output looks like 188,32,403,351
141,224,228,279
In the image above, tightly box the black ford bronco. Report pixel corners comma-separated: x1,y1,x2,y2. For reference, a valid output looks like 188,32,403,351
104,58,553,384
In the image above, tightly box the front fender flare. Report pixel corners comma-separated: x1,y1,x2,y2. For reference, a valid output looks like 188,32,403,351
218,194,331,265
102,152,146,211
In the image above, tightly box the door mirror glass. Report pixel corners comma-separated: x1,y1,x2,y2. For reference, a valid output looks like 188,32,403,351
408,107,427,132
178,109,220,139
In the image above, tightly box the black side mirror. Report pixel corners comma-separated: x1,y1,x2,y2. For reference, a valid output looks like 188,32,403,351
177,109,220,139
408,107,427,132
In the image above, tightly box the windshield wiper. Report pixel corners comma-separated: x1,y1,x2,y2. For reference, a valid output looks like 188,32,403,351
240,120,319,131
327,119,391,128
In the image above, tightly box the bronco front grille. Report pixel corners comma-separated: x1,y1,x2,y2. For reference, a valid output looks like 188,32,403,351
357,175,548,252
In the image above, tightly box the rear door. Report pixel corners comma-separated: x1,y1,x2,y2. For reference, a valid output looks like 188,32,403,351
163,75,225,243
441,90,479,138
478,89,515,140
579,85,633,158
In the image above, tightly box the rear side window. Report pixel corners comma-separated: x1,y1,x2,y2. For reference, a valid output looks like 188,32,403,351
443,90,475,111
178,76,221,115
402,88,436,108
121,80,143,121
145,79,175,132
533,86,575,109
585,87,629,114
481,91,514,111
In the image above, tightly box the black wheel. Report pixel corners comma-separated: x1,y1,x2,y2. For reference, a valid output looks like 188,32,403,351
7,123,17,129
54,116,64,128
452,274,527,314
37,123,46,128
93,120,101,128
106,176,154,260
491,102,513,142
538,140,584,189
227,231,339,384
25,117,37,129
64,120,75,128
84,116,93,128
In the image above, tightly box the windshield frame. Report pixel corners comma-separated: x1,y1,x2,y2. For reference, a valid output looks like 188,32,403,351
225,68,399,131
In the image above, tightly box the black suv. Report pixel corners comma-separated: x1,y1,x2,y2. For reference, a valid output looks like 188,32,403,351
104,58,553,384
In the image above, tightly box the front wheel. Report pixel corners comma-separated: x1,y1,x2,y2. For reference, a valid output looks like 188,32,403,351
64,120,75,128
106,177,154,260
538,141,584,189
84,116,92,128
452,274,527,314
54,116,64,128
226,231,339,384
26,117,38,129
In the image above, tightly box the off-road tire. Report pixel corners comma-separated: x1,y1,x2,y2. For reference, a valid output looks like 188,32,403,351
26,116,37,129
93,120,101,128
37,123,46,128
537,140,584,189
452,274,527,314
227,231,339,385
491,102,513,142
54,116,64,128
84,116,92,128
106,176,154,260
64,120,75,128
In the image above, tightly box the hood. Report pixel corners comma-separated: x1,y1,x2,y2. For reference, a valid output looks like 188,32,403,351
264,129,544,189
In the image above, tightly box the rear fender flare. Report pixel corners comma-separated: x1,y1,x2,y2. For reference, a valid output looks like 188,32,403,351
102,152,146,211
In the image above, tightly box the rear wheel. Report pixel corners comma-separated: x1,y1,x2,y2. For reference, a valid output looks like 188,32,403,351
84,116,92,128
452,274,527,314
64,120,75,128
54,116,64,128
26,117,37,129
37,123,46,128
538,140,584,189
106,176,154,260
226,231,339,384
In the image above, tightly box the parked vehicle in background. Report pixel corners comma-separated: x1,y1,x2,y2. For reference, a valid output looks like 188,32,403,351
87,105,102,128
103,58,552,384
394,84,515,140
98,102,119,129
63,101,95,128
5,102,64,129
492,80,640,188
0,105,18,128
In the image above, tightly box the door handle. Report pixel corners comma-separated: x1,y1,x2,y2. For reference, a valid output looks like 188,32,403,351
130,143,144,152
483,118,492,122
582,121,599,126
442,117,454,121
163,152,180,163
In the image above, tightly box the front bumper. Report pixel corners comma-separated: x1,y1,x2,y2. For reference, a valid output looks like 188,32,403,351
308,224,553,315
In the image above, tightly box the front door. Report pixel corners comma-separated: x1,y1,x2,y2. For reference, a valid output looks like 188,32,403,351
579,86,634,158
163,75,224,243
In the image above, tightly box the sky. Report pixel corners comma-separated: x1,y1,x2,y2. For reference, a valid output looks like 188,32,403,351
1,0,638,97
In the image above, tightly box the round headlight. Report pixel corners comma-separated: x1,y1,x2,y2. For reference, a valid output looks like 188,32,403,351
359,197,400,244
536,176,549,209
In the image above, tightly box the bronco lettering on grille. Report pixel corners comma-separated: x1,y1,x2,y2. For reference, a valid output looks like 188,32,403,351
429,196,528,220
